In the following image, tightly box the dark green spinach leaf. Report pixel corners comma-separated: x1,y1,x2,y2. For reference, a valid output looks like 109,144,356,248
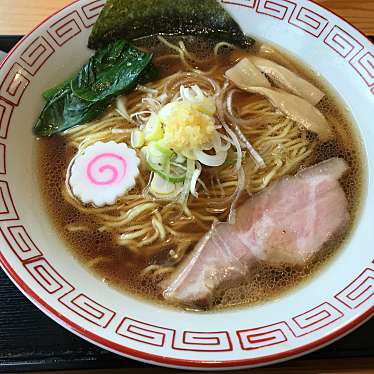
34,40,157,137
71,40,153,102
42,79,70,101
34,85,111,137
63,94,112,130
34,85,70,137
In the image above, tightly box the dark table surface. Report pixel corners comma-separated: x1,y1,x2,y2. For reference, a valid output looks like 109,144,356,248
0,36,373,373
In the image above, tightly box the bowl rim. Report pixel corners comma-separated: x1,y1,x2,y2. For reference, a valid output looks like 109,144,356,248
0,0,373,369
2,254,373,369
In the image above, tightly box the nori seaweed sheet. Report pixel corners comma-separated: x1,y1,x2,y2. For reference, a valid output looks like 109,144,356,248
88,0,253,49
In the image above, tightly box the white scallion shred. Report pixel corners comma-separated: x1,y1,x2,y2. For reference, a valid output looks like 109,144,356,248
228,167,246,224
115,97,132,122
226,89,265,168
233,125,265,168
214,133,231,152
194,149,227,167
222,121,243,171
197,177,209,194
111,128,132,134
178,159,195,208
136,84,159,95
190,161,202,197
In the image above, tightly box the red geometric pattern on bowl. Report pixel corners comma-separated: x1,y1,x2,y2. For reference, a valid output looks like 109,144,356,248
174,331,232,352
237,321,293,350
335,268,374,309
350,52,374,87
116,318,174,347
222,0,257,9
256,0,296,20
0,63,30,106
59,291,116,328
251,0,374,91
47,11,85,46
0,0,372,368
19,36,55,76
0,98,14,139
116,318,233,352
0,143,6,174
289,6,328,37
0,181,19,221
236,302,344,350
81,0,106,27
47,1,105,46
1,225,43,262
291,302,344,336
324,25,364,58
24,257,75,296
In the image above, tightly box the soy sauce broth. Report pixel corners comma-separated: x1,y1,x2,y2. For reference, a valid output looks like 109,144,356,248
37,35,365,311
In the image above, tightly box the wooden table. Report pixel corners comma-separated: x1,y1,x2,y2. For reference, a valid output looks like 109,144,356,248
0,0,373,36
0,1,373,373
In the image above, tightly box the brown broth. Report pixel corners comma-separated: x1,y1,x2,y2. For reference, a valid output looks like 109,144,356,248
37,36,365,311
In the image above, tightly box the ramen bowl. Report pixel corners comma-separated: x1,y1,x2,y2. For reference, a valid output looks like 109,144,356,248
0,0,373,369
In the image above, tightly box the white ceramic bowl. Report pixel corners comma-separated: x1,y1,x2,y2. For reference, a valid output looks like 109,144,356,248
0,0,373,370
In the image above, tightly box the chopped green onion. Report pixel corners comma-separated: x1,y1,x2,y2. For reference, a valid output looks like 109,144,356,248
150,174,177,195
145,158,186,183
152,141,174,158
144,113,163,142
143,145,186,183
174,154,186,164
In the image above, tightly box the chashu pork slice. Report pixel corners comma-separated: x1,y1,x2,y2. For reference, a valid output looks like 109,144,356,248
161,158,349,307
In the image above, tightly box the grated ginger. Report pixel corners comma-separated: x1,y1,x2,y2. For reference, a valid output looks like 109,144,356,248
159,102,216,154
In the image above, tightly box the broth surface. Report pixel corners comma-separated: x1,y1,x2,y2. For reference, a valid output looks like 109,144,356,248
37,36,364,311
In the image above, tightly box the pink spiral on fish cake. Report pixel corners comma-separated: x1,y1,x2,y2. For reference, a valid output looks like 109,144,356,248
86,153,127,186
